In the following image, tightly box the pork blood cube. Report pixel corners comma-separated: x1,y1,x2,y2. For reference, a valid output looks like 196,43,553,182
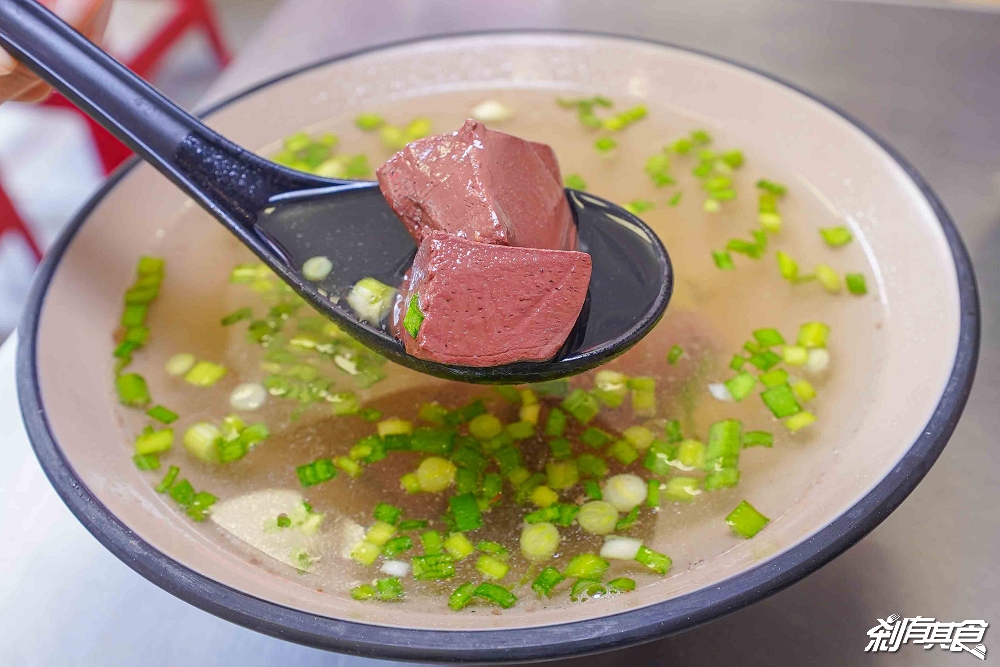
376,119,576,250
395,232,591,366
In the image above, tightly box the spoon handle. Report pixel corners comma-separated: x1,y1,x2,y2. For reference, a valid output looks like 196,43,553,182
0,0,340,227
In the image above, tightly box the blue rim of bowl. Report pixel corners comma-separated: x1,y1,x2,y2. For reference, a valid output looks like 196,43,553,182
16,30,980,663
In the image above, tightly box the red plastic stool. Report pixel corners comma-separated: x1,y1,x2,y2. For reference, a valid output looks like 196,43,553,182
0,180,42,261
42,0,232,174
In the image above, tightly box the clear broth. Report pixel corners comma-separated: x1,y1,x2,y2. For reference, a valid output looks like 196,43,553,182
122,88,886,613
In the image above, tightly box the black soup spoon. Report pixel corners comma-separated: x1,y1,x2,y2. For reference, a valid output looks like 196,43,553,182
0,0,672,384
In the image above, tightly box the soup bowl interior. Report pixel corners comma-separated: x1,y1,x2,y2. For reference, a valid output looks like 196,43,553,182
18,32,974,660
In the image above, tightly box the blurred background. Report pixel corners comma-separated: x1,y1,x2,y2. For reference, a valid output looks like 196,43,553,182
0,0,998,340
0,0,282,337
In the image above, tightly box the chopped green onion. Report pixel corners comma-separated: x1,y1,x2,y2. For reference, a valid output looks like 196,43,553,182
355,113,384,131
594,136,617,153
691,129,712,145
668,191,683,206
561,389,600,425
331,392,361,416
815,264,841,293
155,465,179,493
116,373,150,407
505,421,535,440
759,368,789,388
346,277,396,324
582,479,603,500
846,273,868,295
705,419,742,472
712,251,735,270
132,453,160,471
376,577,405,601
726,500,770,538
181,422,220,462
748,350,782,371
415,457,456,492
382,535,414,559
295,457,337,487
549,438,573,460
544,408,567,438
570,579,606,602
721,149,744,168
577,501,618,535
145,404,178,424
756,179,787,196
520,522,560,562
186,491,216,522
531,566,565,597
646,479,660,507
643,441,675,476
301,256,333,282
448,582,476,610
624,199,654,215
797,322,830,348
529,485,558,509
402,293,425,338
662,477,700,502
753,328,785,347
365,521,397,547
412,553,456,580
622,426,655,452
819,226,853,247
602,105,647,131
449,493,483,531
135,427,173,456
473,582,517,609
184,361,227,387
782,345,808,365
776,251,799,282
373,503,402,525
579,427,611,448
677,439,706,469
475,554,510,580
564,173,588,190
667,345,684,365
593,369,628,408
398,519,428,531
167,478,195,506
441,532,475,560
577,453,608,478
761,383,802,418
791,379,817,403
703,199,721,213
615,506,640,531
785,411,817,431
607,577,637,594
631,389,656,416
704,468,741,490
607,440,639,465
444,399,486,426
634,545,671,575
664,420,683,443
669,137,693,154
564,553,610,580
602,473,647,511
351,584,376,600
546,460,579,490
727,238,764,260
743,430,774,448
725,372,757,402
420,530,443,555
729,355,746,371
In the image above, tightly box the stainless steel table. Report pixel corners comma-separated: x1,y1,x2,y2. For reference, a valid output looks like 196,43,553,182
2,1,997,665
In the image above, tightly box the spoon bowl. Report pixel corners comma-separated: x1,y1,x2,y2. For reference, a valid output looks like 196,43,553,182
0,0,671,382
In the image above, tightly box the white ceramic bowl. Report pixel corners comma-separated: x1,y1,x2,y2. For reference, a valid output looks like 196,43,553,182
17,32,979,662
